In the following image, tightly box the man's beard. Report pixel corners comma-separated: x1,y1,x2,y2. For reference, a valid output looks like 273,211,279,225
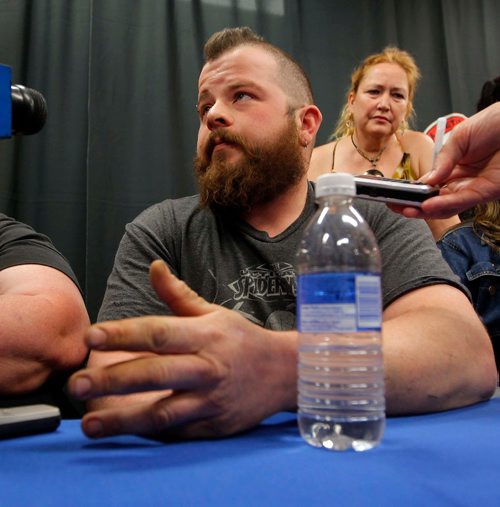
194,117,305,211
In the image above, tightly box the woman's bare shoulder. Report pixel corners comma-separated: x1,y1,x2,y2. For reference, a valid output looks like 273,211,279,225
399,129,435,178
400,129,434,150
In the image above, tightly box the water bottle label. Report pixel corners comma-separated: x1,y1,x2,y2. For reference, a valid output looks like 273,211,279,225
297,273,381,332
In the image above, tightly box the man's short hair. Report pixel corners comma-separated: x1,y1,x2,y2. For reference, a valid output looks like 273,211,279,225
203,26,313,108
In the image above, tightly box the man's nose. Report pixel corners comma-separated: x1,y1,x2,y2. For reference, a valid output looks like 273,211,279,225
206,101,233,130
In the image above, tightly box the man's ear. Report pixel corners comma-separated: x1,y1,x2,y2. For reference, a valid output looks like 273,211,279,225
297,104,322,147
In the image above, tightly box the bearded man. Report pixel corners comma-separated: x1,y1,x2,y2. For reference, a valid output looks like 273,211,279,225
69,27,496,440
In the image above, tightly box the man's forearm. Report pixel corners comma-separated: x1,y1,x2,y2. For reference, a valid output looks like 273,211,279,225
382,306,496,414
0,357,52,394
0,291,88,395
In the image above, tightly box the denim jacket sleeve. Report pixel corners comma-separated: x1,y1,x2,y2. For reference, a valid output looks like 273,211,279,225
438,224,500,344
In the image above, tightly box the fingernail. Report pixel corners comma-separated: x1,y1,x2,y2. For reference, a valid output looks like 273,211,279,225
84,418,104,438
86,327,107,348
73,377,91,398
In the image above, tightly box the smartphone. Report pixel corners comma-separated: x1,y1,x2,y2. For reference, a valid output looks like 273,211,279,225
354,175,440,207
0,404,61,438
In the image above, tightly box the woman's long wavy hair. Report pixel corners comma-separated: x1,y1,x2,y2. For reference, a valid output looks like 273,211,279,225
332,46,421,140
473,201,500,253
470,76,500,250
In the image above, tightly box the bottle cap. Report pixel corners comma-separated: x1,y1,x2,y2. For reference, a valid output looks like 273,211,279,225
316,172,355,197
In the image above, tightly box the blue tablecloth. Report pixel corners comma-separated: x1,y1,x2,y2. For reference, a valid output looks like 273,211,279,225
2,398,500,506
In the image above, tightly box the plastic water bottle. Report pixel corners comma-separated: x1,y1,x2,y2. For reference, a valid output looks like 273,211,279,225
296,172,385,451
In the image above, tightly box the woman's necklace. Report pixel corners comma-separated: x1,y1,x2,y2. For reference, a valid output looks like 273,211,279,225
351,134,386,171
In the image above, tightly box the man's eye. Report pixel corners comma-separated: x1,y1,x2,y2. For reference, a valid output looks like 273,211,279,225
234,92,251,102
198,104,212,117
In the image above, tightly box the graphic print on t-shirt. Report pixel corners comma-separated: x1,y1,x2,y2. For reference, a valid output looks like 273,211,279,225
219,261,297,330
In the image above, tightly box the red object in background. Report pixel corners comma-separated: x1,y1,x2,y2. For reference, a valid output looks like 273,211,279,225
424,113,467,143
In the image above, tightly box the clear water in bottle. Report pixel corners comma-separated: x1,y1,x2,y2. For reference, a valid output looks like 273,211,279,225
296,172,385,451
298,330,385,451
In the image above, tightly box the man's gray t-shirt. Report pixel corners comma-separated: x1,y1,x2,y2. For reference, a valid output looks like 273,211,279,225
99,182,463,329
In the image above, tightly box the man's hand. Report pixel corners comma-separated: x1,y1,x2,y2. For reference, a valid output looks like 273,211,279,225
68,260,297,440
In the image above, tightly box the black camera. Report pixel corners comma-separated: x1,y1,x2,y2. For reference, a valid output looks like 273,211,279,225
0,63,47,138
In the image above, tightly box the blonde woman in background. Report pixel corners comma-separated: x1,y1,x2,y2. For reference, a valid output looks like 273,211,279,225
308,47,459,239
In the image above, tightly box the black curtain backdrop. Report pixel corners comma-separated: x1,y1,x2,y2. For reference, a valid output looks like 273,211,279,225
0,0,499,320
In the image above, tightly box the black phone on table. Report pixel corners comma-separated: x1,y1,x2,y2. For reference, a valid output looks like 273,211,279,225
0,404,61,438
